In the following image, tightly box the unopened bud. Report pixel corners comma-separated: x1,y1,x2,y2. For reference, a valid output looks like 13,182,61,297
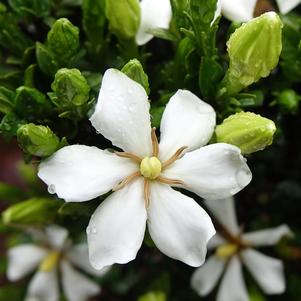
2,198,62,225
275,89,300,114
121,59,150,94
105,0,140,40
49,68,91,120
216,112,276,154
47,18,80,63
17,124,61,157
221,12,282,96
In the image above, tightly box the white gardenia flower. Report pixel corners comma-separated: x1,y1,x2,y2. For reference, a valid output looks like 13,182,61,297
191,197,292,300
38,68,252,270
135,0,172,45
215,0,258,22
217,0,301,22
276,0,301,14
7,225,106,301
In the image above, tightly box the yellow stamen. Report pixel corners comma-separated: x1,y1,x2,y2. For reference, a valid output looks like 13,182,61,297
215,244,238,259
156,176,184,186
144,179,150,208
151,127,159,157
162,146,188,169
140,157,162,180
39,251,61,272
113,171,141,191
115,151,142,164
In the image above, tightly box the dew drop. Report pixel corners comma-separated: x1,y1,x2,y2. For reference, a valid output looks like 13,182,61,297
48,184,56,194
235,167,251,189
91,227,97,234
128,103,136,112
86,226,91,235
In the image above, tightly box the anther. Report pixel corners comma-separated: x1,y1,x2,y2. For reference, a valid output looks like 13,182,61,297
143,179,150,208
156,176,184,186
151,127,159,157
162,146,188,169
115,152,142,164
112,171,141,191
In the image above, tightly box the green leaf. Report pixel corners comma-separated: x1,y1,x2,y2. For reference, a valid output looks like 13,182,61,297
0,5,33,57
199,56,223,99
15,86,53,120
0,86,15,114
8,0,50,17
36,42,59,76
0,113,25,138
0,183,24,203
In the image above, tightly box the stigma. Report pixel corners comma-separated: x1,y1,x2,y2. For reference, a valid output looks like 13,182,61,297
140,156,162,180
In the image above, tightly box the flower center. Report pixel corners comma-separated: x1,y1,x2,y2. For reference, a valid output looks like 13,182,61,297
114,127,187,208
39,251,61,272
215,243,238,259
140,156,162,180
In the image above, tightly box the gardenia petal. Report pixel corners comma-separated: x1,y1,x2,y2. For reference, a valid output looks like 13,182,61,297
45,225,69,250
61,260,100,301
87,179,147,270
191,255,225,296
159,90,216,161
135,0,172,45
216,256,249,301
241,249,285,294
163,143,252,200
90,69,152,157
207,234,226,250
219,0,258,22
26,268,59,301
242,224,293,247
204,197,240,235
7,245,48,281
67,244,110,277
276,0,301,14
147,182,215,267
38,145,137,202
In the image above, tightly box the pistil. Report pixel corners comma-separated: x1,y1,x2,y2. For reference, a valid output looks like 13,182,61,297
112,127,187,207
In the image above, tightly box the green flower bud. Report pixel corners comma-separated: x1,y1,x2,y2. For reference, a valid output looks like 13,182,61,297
275,89,300,114
105,0,140,40
221,12,282,97
215,111,276,154
49,68,91,120
138,292,166,301
17,124,61,157
2,198,62,226
121,59,150,94
47,18,80,63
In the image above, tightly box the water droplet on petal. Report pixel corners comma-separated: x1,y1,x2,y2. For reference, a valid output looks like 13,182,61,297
86,226,91,234
91,227,97,234
48,184,56,194
128,103,136,112
235,167,251,189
